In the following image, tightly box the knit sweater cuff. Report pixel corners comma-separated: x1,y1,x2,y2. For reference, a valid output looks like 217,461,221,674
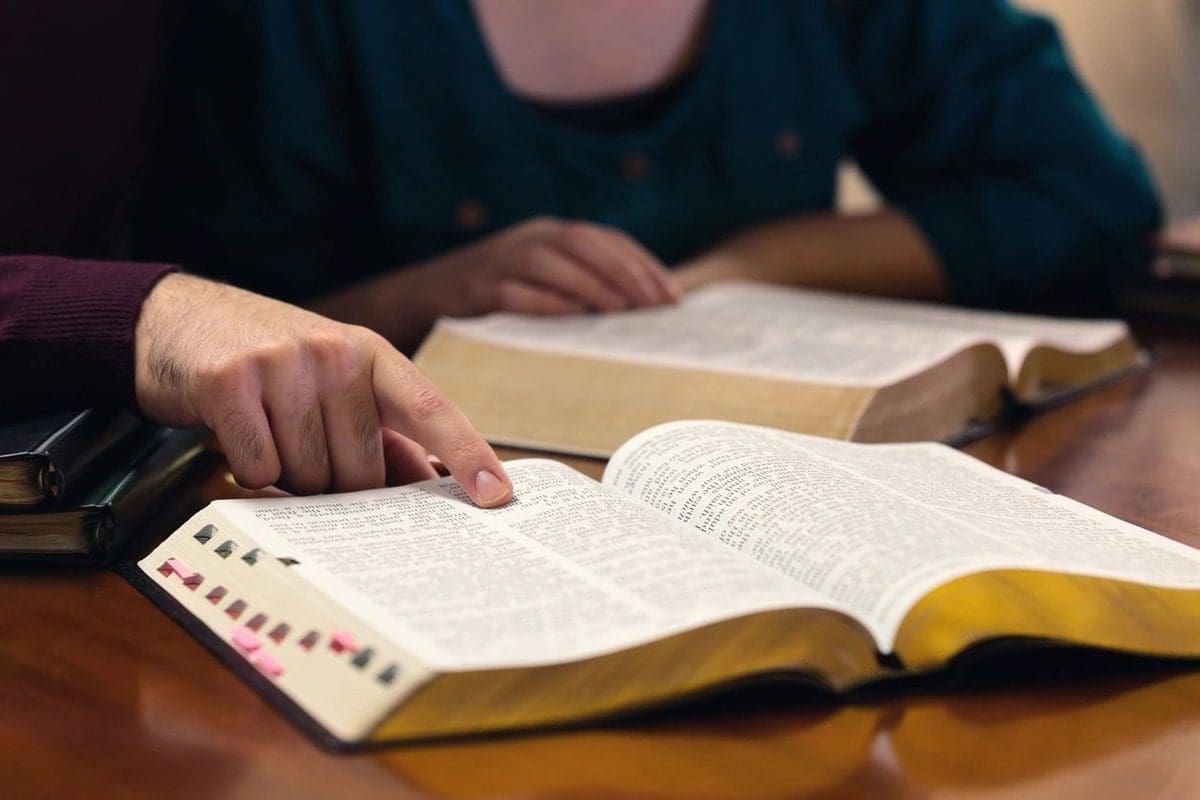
0,256,178,411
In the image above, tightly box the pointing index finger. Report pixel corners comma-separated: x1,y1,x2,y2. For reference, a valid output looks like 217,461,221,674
371,347,513,507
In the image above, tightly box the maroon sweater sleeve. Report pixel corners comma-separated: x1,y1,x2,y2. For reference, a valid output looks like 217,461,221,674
0,256,176,412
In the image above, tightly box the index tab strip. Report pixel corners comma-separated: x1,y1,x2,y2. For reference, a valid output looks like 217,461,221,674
330,631,360,654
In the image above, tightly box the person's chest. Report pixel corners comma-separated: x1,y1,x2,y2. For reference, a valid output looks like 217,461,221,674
336,1,869,266
467,0,709,103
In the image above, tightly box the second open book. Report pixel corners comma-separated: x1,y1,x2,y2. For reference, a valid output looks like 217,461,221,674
417,282,1145,456
138,421,1200,744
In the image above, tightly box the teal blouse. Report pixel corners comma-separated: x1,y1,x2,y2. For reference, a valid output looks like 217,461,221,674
139,0,1161,309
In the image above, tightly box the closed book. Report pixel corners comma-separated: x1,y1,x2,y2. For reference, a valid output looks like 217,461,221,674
0,410,154,506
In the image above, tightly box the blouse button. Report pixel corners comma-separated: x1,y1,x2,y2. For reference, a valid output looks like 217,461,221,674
620,152,652,182
455,198,488,232
775,129,802,160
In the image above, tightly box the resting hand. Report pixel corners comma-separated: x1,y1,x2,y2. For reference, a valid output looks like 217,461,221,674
134,273,513,505
421,217,680,316
316,218,679,351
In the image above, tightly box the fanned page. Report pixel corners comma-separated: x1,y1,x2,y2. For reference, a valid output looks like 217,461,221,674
434,282,1130,386
209,461,845,672
604,421,1200,652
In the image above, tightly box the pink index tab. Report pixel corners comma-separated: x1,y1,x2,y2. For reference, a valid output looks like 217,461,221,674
164,558,203,588
253,651,285,678
231,627,261,653
165,558,194,581
330,631,359,654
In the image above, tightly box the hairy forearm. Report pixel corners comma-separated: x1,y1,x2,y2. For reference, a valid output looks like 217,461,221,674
674,210,949,300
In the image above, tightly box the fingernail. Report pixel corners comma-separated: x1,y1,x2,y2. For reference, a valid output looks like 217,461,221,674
474,469,510,506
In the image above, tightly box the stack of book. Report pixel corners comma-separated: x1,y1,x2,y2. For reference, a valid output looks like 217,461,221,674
0,410,205,563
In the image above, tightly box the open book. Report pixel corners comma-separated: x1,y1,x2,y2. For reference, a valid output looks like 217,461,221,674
134,421,1200,745
416,282,1146,456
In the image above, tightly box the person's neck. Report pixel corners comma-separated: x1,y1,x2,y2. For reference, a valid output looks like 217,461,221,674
469,0,711,103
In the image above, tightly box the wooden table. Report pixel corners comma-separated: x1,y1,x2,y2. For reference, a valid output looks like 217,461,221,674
5,323,1200,799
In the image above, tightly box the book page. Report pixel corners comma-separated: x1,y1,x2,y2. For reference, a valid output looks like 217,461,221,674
825,295,1131,378
435,282,1129,386
604,421,1200,651
211,460,838,671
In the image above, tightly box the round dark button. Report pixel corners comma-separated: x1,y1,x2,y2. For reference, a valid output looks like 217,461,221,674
620,152,652,182
455,198,488,232
775,129,802,160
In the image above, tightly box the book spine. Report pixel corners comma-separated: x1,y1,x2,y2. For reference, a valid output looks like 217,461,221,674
34,410,90,501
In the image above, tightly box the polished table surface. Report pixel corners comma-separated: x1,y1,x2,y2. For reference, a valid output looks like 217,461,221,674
4,323,1200,799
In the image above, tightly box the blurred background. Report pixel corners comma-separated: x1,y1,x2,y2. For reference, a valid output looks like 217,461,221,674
843,0,1200,224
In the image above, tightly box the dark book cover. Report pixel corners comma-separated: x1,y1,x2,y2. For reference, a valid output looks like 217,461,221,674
0,410,156,506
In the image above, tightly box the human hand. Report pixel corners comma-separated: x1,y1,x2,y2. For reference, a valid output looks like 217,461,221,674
408,217,679,318
134,273,513,505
